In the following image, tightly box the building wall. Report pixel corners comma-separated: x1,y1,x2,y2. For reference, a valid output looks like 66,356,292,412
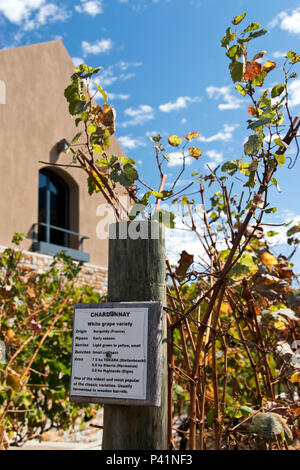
0,40,124,268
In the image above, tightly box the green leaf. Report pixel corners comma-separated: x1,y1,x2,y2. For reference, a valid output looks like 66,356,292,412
206,408,215,427
221,160,240,175
120,156,136,166
273,138,289,149
242,22,260,34
240,406,253,417
286,50,296,59
221,27,235,48
249,413,292,441
248,28,268,39
87,175,101,195
243,172,257,188
229,61,243,83
232,13,247,25
64,80,80,103
274,153,286,167
149,134,162,143
111,163,138,187
271,177,281,192
244,134,262,155
219,249,231,262
70,132,82,145
247,117,272,130
12,233,24,245
257,89,270,107
266,231,279,237
152,210,175,229
264,207,277,214
271,84,285,98
138,191,152,207
92,144,103,154
227,45,242,60
240,162,250,175
287,224,300,237
239,253,255,268
96,83,107,104
69,100,86,115
88,123,97,134
230,262,252,281
252,70,267,87
152,190,164,198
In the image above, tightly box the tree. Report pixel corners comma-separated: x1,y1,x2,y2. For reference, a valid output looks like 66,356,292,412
0,236,103,448
61,12,300,450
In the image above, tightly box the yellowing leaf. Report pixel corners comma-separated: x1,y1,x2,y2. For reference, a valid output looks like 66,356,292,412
243,61,262,80
220,302,232,315
274,319,287,330
4,329,19,347
26,285,36,299
188,147,202,159
251,265,259,275
289,372,300,383
7,370,22,392
96,104,116,134
168,135,182,147
248,105,257,116
260,252,278,271
184,131,201,141
263,61,276,72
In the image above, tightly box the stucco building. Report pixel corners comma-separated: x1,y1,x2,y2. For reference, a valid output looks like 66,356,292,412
0,40,125,293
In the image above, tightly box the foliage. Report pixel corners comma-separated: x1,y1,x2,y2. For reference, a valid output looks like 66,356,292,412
0,237,102,448
59,12,300,451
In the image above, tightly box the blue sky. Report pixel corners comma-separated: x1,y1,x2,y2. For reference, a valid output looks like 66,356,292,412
1,0,300,270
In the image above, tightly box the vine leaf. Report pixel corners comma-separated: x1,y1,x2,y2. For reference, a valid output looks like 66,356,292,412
175,251,194,278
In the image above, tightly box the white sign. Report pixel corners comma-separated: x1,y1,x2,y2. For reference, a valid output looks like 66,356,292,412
70,307,148,400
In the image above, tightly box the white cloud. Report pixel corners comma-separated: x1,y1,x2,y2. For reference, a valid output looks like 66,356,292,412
118,135,146,149
72,57,84,67
36,3,69,25
121,105,154,127
107,92,130,101
75,0,103,16
206,150,224,165
146,131,160,137
272,51,287,58
94,71,117,88
270,7,300,34
118,0,167,11
166,226,202,265
117,60,143,71
206,85,243,110
167,151,193,167
181,118,187,125
0,1,70,30
0,0,44,24
198,123,238,143
159,96,202,113
82,38,113,56
91,63,139,89
288,79,300,108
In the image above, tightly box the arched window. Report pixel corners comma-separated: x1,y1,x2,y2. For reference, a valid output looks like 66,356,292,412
38,169,69,247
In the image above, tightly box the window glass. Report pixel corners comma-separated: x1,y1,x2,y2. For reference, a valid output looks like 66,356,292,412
38,170,69,247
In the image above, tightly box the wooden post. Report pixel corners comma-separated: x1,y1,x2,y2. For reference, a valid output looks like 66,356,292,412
102,220,167,450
